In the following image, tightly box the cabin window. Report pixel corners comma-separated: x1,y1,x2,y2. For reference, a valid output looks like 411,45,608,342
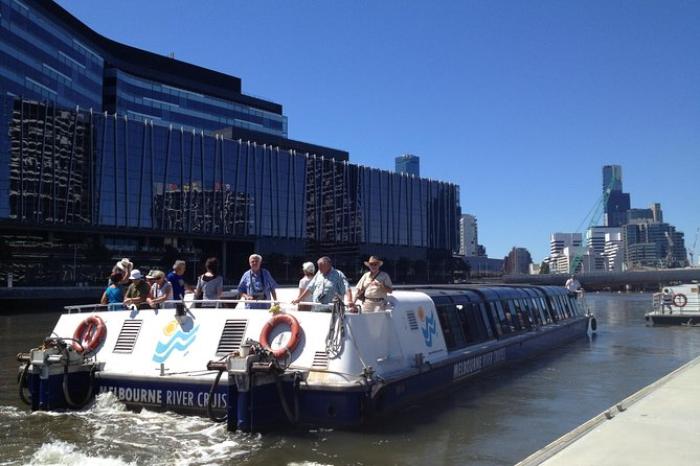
548,296,563,320
557,296,571,318
478,303,495,339
435,304,465,351
456,303,490,344
502,300,521,331
521,299,537,327
540,297,556,322
568,296,581,316
492,301,511,335
483,301,503,337
530,298,551,325
512,300,530,330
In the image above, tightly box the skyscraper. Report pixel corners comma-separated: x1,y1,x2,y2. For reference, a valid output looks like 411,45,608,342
603,165,631,227
459,214,478,256
395,154,420,177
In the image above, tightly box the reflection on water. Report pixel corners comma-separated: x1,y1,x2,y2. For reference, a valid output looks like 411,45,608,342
1,293,699,465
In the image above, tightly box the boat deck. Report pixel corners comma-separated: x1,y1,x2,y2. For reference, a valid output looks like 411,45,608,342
517,354,700,466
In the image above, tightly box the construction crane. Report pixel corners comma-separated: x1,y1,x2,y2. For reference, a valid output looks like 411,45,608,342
569,173,619,274
689,227,700,266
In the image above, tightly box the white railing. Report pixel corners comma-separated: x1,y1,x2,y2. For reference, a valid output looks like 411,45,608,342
63,299,354,314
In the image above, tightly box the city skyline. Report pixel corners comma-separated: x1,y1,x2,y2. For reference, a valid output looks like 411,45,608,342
56,0,700,262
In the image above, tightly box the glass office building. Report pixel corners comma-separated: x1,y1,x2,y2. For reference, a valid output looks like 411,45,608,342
0,0,460,285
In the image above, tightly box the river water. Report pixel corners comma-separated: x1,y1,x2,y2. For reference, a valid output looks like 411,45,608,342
1,293,699,466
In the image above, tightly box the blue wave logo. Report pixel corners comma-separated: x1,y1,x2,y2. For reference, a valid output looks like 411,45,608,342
421,310,437,347
152,324,200,363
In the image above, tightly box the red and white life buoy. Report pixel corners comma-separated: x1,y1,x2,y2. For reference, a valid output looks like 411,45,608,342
72,315,107,353
259,314,302,359
673,294,688,308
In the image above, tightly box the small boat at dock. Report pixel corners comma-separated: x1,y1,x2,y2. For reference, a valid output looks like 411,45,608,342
17,285,594,432
647,284,700,326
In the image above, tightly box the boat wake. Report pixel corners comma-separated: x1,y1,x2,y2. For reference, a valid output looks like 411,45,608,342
2,394,259,466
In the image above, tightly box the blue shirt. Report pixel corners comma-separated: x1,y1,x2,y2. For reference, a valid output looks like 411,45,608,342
167,271,186,300
105,286,124,311
238,269,278,309
305,268,349,304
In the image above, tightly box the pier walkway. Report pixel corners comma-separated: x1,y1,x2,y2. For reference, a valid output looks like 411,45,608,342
517,354,700,466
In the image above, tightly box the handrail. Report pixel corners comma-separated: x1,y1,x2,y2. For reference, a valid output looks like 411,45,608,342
63,299,337,314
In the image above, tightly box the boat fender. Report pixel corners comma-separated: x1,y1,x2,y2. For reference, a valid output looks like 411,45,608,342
259,314,302,359
673,294,687,308
72,315,107,353
590,316,597,332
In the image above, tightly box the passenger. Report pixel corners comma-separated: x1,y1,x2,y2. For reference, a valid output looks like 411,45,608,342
238,254,278,309
354,256,393,312
101,272,125,310
661,288,673,313
292,256,355,311
564,275,582,297
298,262,316,311
123,269,149,309
146,270,173,309
113,258,134,287
194,257,224,307
167,260,188,301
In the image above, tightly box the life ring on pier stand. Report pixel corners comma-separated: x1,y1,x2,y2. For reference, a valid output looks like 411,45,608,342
673,294,688,308
259,314,302,359
72,315,107,353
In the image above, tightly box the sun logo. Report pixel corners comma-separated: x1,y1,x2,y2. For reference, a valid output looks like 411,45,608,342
163,320,178,336
417,306,426,321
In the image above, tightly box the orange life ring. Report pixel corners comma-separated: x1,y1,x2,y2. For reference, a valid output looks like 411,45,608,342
259,314,302,359
673,294,688,308
72,315,107,353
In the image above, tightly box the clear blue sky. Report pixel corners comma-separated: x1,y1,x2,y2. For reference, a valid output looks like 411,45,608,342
57,0,700,263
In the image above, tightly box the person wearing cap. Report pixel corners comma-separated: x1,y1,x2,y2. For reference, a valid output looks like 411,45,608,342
238,254,278,309
123,269,149,308
292,256,355,311
146,270,173,309
354,256,393,312
167,260,188,301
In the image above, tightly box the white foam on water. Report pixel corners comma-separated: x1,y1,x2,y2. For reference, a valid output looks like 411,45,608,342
0,405,26,420
81,393,256,465
26,441,135,466
288,462,335,466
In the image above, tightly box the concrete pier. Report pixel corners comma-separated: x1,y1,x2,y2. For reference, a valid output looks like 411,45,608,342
517,355,700,466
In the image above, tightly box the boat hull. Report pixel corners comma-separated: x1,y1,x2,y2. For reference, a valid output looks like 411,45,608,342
645,313,700,326
24,316,589,430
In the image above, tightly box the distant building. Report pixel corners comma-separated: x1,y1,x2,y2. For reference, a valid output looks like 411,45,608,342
603,231,624,272
587,226,621,271
623,222,687,269
459,214,478,256
504,247,532,275
550,233,582,256
463,256,504,277
395,154,420,177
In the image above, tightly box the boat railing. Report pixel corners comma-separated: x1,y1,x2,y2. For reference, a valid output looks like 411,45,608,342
63,299,361,314
651,293,663,313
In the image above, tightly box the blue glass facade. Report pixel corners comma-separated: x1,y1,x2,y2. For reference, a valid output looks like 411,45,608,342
4,104,458,250
104,68,287,136
0,1,461,285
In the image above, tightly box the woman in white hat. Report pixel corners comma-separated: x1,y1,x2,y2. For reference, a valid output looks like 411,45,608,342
354,256,393,312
